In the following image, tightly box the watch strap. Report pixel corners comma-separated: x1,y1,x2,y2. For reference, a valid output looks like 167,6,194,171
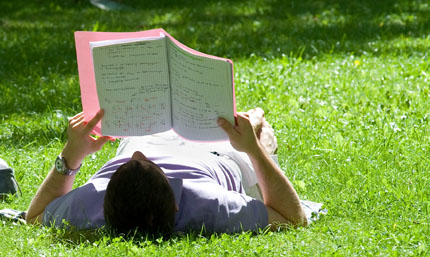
55,155,81,176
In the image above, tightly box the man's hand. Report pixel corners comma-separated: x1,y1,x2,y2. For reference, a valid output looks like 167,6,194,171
217,113,261,156
246,107,265,138
218,110,307,227
61,110,113,169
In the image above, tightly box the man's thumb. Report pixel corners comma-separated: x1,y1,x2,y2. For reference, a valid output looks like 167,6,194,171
217,117,235,136
93,136,110,151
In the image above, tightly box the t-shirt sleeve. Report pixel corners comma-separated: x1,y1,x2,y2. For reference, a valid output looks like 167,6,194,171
174,181,268,233
42,181,107,230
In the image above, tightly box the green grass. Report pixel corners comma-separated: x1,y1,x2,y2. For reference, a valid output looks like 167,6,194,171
1,0,430,255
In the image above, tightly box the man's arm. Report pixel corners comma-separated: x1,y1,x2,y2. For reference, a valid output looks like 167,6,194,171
217,113,307,227
26,110,112,224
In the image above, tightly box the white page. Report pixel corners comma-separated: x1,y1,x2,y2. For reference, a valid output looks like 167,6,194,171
166,38,234,141
91,36,172,136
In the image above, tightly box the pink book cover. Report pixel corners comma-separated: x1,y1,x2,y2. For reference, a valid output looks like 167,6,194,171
74,28,236,137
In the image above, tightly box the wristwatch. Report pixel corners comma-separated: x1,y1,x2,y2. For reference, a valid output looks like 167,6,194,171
55,155,81,176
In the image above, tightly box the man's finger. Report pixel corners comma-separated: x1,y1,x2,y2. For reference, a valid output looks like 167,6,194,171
69,112,84,121
217,117,237,137
239,112,250,118
247,108,264,123
236,113,251,126
84,109,104,134
72,118,86,129
249,107,264,117
92,136,111,151
69,112,84,126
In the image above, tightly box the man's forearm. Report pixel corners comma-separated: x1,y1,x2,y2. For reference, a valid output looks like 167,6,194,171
247,144,307,226
26,166,76,224
26,146,82,224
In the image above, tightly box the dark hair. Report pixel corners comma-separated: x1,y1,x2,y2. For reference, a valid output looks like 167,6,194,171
104,160,176,238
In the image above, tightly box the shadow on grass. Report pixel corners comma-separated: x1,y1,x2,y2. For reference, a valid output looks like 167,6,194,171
0,0,429,113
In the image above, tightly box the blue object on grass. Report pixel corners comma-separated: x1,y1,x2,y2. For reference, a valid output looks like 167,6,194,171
0,158,21,200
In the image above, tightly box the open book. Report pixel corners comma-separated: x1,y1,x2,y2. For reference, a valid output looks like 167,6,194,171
75,29,236,141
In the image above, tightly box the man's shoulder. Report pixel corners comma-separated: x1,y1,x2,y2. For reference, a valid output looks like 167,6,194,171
42,156,130,229
43,181,107,229
175,180,268,233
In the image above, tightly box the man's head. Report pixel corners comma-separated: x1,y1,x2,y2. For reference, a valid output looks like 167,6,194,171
104,151,176,237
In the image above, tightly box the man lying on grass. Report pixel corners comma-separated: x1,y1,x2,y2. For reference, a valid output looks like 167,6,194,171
26,108,307,237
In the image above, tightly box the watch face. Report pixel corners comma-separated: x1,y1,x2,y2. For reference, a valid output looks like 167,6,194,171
55,156,65,173
55,156,80,176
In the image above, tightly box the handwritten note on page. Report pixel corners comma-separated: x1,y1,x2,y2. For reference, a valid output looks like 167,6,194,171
91,36,172,136
167,38,234,141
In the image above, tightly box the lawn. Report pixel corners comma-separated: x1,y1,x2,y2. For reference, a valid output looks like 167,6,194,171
1,0,430,255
